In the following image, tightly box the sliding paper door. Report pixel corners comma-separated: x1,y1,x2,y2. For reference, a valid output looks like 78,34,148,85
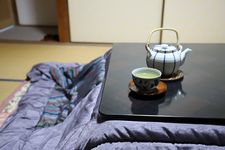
162,0,225,43
68,0,163,43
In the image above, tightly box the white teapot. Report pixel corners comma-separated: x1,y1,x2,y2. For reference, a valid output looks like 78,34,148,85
145,28,192,77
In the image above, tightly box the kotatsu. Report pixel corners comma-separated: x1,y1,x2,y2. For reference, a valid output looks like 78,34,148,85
0,51,225,150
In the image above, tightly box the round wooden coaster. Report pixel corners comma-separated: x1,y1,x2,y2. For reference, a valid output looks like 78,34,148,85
129,80,167,96
161,70,184,82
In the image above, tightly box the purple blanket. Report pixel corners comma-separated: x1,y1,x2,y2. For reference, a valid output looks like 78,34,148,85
0,51,225,150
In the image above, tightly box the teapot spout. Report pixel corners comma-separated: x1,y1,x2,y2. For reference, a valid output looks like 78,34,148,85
181,48,192,66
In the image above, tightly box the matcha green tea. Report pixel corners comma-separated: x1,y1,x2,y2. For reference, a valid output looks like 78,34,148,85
135,71,159,78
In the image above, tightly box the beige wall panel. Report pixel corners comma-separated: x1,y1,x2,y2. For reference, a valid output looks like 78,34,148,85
69,0,162,43
15,0,57,25
163,0,225,43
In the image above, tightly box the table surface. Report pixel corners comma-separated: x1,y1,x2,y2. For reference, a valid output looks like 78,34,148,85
99,43,225,124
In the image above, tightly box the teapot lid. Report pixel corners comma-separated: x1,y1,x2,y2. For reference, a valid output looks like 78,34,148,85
153,44,177,53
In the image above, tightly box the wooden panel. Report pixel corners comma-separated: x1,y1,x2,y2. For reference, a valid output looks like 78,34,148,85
11,0,19,25
163,0,225,43
68,0,163,43
0,0,14,29
57,0,70,42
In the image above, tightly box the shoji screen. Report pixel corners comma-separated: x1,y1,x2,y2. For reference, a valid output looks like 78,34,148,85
162,0,225,43
68,0,163,43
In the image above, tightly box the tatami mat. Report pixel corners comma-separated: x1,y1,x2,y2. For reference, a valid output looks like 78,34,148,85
0,42,112,80
0,42,112,102
0,81,21,102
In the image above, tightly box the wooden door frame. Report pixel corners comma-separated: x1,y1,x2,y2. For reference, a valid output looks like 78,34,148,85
11,0,19,25
0,0,15,29
57,0,70,42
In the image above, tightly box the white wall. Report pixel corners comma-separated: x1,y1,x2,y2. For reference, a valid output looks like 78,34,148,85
69,0,163,43
16,0,57,26
163,0,225,43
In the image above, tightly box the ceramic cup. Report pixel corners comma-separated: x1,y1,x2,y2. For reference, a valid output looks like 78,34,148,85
132,67,161,92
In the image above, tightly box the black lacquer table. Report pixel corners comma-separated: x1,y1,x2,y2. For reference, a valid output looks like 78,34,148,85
99,43,225,124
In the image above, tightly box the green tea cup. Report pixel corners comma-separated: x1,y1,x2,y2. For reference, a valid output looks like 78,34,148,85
132,67,161,91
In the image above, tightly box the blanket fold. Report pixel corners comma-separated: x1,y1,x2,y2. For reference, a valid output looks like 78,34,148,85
1,50,225,150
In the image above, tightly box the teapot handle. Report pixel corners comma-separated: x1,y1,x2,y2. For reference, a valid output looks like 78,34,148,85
145,28,181,51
